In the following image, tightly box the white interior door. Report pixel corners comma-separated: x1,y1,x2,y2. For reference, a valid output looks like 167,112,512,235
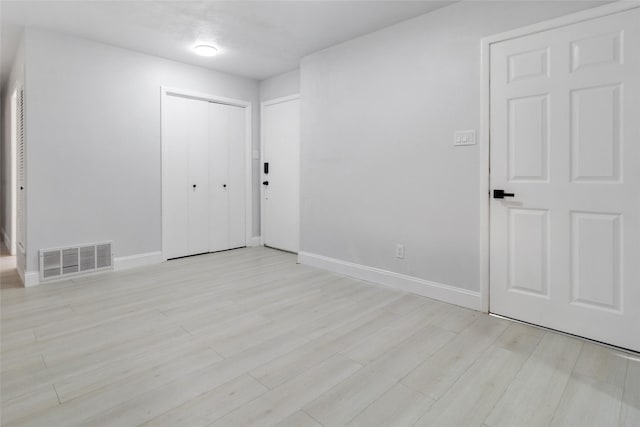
262,97,300,253
490,8,640,351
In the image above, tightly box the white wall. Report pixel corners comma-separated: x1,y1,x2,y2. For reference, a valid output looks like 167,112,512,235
259,69,300,102
300,1,606,297
24,28,260,271
0,33,25,255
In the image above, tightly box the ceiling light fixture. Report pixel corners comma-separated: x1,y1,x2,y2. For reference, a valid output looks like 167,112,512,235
193,44,219,57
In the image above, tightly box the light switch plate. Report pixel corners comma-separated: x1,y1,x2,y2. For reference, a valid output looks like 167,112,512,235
454,129,476,146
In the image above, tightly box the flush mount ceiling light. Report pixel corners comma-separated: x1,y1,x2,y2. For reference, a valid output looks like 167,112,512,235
193,44,219,57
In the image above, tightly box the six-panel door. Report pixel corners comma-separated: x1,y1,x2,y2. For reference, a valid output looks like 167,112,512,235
490,8,640,351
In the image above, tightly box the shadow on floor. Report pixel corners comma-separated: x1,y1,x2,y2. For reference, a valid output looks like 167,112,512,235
1,242,22,289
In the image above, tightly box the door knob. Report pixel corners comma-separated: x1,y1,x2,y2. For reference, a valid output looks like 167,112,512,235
493,189,515,199
192,184,196,188
223,184,227,188
262,181,269,186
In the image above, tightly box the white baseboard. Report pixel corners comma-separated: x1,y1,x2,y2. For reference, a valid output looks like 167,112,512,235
22,270,40,287
248,236,262,247
298,252,481,311
114,251,163,271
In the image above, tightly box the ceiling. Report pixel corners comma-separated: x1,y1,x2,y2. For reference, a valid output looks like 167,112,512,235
0,0,455,88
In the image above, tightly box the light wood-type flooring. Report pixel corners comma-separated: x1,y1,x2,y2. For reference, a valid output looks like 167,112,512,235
1,246,638,426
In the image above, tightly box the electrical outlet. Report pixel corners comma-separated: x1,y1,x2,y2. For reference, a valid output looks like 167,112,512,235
395,244,405,259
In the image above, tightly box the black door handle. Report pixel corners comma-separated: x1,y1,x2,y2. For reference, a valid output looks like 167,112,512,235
493,189,515,199
193,184,196,188
262,181,269,186
223,184,227,188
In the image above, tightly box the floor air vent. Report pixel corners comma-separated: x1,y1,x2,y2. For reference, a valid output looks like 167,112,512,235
40,242,113,282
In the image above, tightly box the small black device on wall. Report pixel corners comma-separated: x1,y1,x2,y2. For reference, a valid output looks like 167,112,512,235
264,162,269,174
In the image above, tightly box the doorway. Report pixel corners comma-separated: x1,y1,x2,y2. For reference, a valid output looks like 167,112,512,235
261,95,300,253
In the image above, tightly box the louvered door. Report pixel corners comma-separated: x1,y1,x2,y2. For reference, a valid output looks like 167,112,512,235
16,86,26,254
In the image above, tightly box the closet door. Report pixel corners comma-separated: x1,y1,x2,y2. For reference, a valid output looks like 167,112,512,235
164,95,209,259
226,104,246,249
187,102,210,256
164,95,246,259
208,102,246,251
208,102,230,252
209,103,245,252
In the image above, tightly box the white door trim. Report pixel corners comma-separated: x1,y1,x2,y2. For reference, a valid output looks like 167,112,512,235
479,1,640,312
259,94,300,247
160,86,253,261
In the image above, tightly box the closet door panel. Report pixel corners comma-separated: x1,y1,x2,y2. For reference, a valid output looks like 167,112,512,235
227,105,246,248
187,98,210,255
164,95,195,259
209,102,230,252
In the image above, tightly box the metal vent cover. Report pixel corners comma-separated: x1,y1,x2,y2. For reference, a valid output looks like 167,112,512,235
39,242,112,282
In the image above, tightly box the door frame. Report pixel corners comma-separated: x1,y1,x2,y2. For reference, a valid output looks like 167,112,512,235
160,86,253,261
479,1,639,313
259,94,300,248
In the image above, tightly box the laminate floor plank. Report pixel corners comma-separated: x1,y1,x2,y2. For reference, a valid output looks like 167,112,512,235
341,300,451,365
3,347,222,427
249,308,399,389
210,354,362,427
275,411,323,427
401,315,509,401
620,357,640,427
345,382,433,427
0,384,59,425
2,326,195,402
413,345,528,427
141,375,269,427
484,332,583,427
492,321,545,356
550,342,628,427
305,324,454,427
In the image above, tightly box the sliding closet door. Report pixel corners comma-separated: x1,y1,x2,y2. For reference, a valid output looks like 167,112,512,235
226,104,246,249
164,95,209,259
187,103,211,256
209,102,230,252
209,102,246,251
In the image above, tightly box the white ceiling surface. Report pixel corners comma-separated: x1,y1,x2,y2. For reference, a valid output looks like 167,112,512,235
0,1,455,86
